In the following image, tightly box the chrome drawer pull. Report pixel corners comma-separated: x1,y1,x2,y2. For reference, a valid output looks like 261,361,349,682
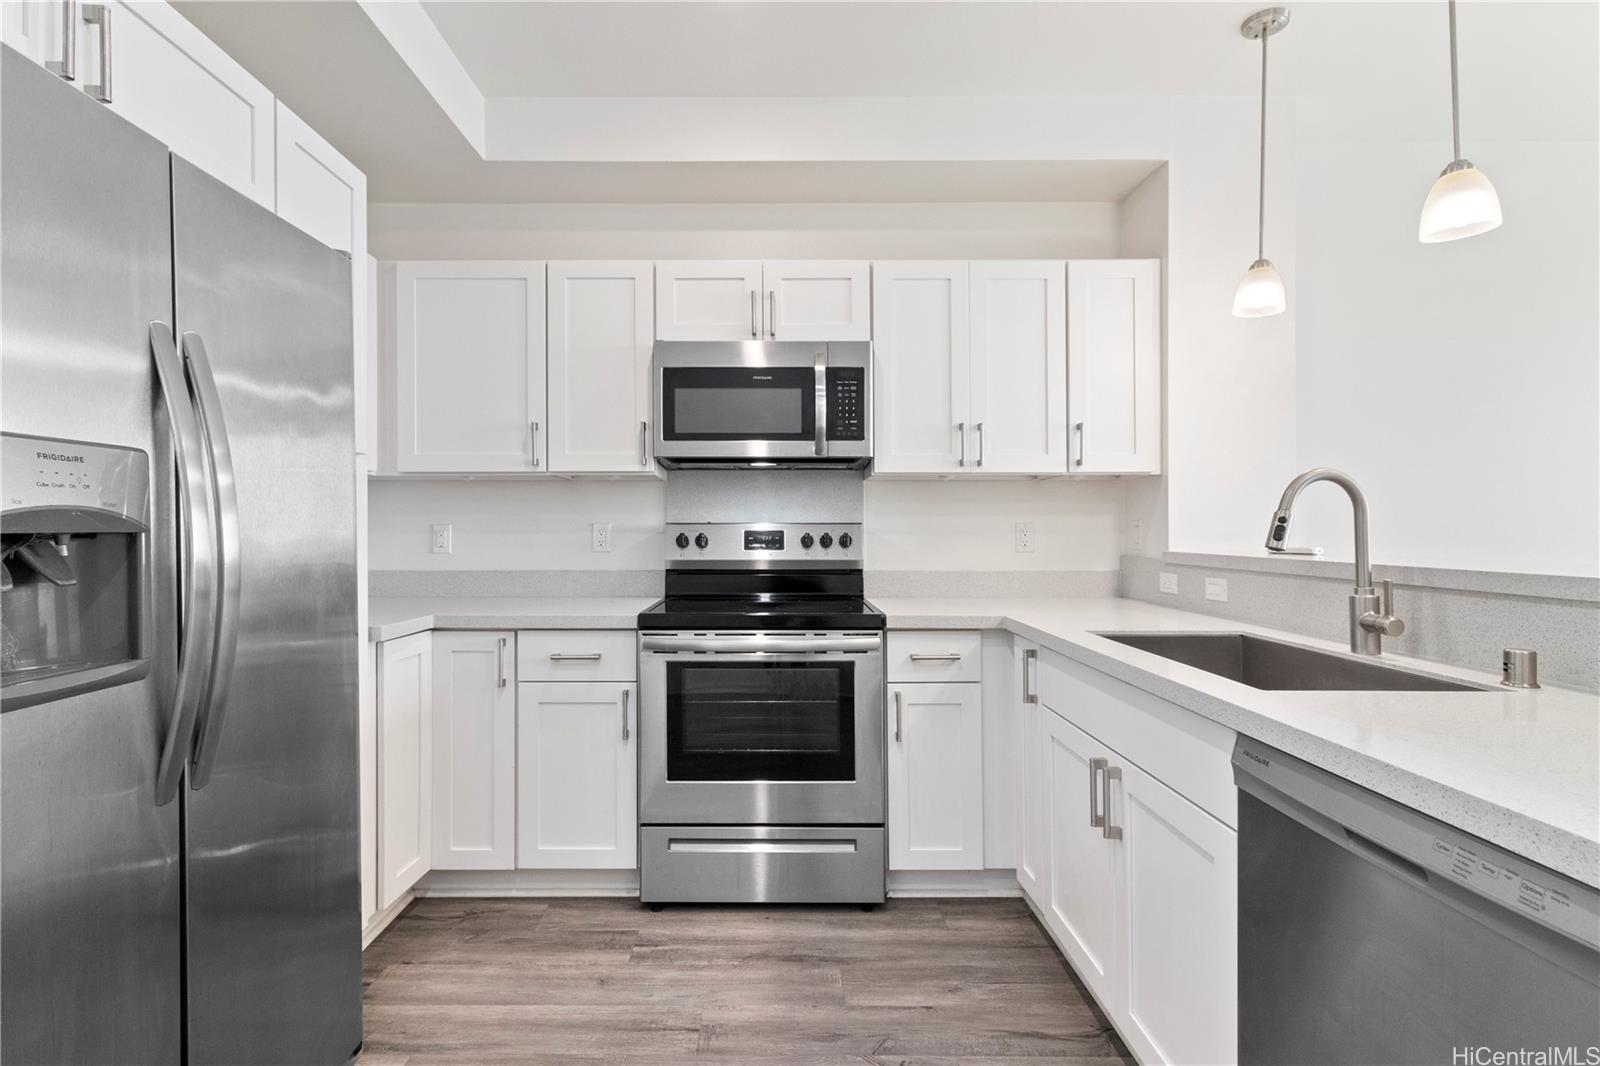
894,690,903,742
908,653,963,662
548,652,603,662
1023,648,1038,704
1088,757,1108,828
1101,765,1123,840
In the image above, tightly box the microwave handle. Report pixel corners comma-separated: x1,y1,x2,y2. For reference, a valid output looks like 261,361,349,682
814,352,827,457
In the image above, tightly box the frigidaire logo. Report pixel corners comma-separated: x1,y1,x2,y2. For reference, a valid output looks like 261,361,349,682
751,375,773,381
37,452,86,463
1243,749,1270,768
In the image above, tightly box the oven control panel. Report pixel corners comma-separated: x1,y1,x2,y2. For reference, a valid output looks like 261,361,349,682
668,522,863,567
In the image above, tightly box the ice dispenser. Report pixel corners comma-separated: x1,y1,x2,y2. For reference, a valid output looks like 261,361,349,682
2,433,150,710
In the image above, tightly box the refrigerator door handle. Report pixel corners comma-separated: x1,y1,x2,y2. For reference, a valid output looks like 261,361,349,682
150,322,219,805
180,331,242,791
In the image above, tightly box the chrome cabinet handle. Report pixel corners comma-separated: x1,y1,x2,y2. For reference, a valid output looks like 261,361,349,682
181,332,241,792
768,290,776,338
46,0,77,80
548,652,602,662
813,351,826,457
641,633,881,655
1101,765,1123,840
750,290,758,337
908,653,962,662
1073,421,1085,467
530,420,540,468
639,420,649,467
621,688,630,741
150,323,217,805
1023,648,1038,704
82,3,110,103
957,422,966,467
1088,757,1107,828
894,689,903,742
976,422,985,467
497,637,507,688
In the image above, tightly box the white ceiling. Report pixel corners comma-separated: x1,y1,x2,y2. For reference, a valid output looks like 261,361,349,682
174,1,1597,204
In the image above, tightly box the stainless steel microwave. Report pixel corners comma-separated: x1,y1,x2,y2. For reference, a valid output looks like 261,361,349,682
652,341,871,469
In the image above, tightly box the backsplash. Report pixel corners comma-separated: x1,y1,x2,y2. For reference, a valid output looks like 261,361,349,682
1120,554,1600,692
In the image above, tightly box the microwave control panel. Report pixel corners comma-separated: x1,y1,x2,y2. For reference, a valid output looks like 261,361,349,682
826,368,866,441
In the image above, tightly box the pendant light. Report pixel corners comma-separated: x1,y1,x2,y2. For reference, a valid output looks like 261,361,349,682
1233,8,1291,318
1418,0,1502,242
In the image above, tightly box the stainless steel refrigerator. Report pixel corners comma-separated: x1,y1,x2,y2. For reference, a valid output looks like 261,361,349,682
1,47,361,1064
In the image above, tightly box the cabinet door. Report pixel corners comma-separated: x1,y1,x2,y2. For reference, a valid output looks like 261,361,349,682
655,260,763,341
431,632,516,870
1015,643,1049,904
517,682,638,869
1115,759,1238,1066
1042,708,1119,997
377,632,432,910
886,682,983,870
970,261,1067,474
1067,260,1161,474
764,260,870,341
547,261,655,473
395,261,546,472
871,261,971,474
79,1,276,208
2,0,66,65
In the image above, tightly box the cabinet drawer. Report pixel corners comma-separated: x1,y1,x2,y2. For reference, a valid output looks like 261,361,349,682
516,630,636,682
886,631,983,683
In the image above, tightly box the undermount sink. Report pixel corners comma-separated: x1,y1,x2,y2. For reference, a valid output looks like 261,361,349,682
1096,632,1486,692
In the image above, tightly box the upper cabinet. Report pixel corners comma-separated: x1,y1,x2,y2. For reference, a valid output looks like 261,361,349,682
546,262,656,474
655,260,870,341
394,261,547,473
1067,260,1162,475
873,258,1159,477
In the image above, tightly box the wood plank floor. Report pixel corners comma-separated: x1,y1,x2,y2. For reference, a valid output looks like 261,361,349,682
360,897,1134,1065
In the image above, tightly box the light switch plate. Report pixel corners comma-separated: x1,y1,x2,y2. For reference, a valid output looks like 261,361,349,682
1205,577,1229,602
1159,572,1179,595
592,522,612,553
431,523,452,554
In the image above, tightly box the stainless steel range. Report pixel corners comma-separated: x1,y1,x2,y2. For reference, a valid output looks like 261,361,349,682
637,522,886,905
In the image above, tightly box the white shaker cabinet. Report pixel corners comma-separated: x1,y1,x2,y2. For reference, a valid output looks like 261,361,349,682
546,262,656,474
2,1,67,66
886,682,984,871
969,261,1068,474
377,632,432,910
1041,707,1119,991
871,261,971,474
517,682,639,869
394,261,547,473
655,260,764,341
1014,642,1049,902
762,260,871,341
1067,259,1161,474
431,632,516,871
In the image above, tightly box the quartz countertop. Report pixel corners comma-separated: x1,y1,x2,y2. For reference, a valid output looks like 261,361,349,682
874,597,1600,888
369,596,658,642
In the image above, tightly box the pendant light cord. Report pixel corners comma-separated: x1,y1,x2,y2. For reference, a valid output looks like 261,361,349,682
1447,0,1462,161
1257,26,1269,261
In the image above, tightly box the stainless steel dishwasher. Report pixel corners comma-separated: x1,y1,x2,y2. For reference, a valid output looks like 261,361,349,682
1233,738,1600,1065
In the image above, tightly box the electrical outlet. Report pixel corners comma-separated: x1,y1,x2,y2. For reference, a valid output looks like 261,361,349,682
1131,521,1144,551
1014,522,1035,553
1205,577,1229,602
1159,571,1179,595
430,523,453,554
591,522,612,553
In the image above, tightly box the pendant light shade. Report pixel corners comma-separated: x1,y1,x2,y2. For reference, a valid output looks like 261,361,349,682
1232,258,1288,317
1419,0,1502,243
1234,8,1290,319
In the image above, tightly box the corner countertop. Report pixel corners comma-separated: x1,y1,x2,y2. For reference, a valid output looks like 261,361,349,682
369,596,658,642
874,597,1600,889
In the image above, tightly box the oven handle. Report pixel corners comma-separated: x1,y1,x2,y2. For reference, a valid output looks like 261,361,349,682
640,634,882,655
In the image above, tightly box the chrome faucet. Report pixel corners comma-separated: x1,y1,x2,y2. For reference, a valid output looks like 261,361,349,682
1265,468,1404,656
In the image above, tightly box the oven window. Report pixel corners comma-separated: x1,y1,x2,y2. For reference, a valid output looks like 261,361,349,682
666,661,855,781
661,367,815,441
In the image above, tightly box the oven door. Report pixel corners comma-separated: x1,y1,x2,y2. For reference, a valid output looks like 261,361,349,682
639,632,884,826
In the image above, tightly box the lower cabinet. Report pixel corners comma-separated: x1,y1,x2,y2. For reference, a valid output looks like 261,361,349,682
886,681,984,870
431,631,516,870
517,682,638,869
1041,709,1119,989
1014,641,1048,901
376,631,432,910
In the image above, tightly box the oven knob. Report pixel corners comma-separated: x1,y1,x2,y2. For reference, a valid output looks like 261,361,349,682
838,532,853,550
675,532,690,550
800,532,814,549
819,532,833,549
694,532,709,550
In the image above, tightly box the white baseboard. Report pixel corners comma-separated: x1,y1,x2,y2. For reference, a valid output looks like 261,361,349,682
888,868,1022,898
362,890,414,948
417,868,641,897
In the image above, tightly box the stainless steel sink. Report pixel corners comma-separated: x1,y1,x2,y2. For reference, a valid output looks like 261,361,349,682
1096,632,1486,692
